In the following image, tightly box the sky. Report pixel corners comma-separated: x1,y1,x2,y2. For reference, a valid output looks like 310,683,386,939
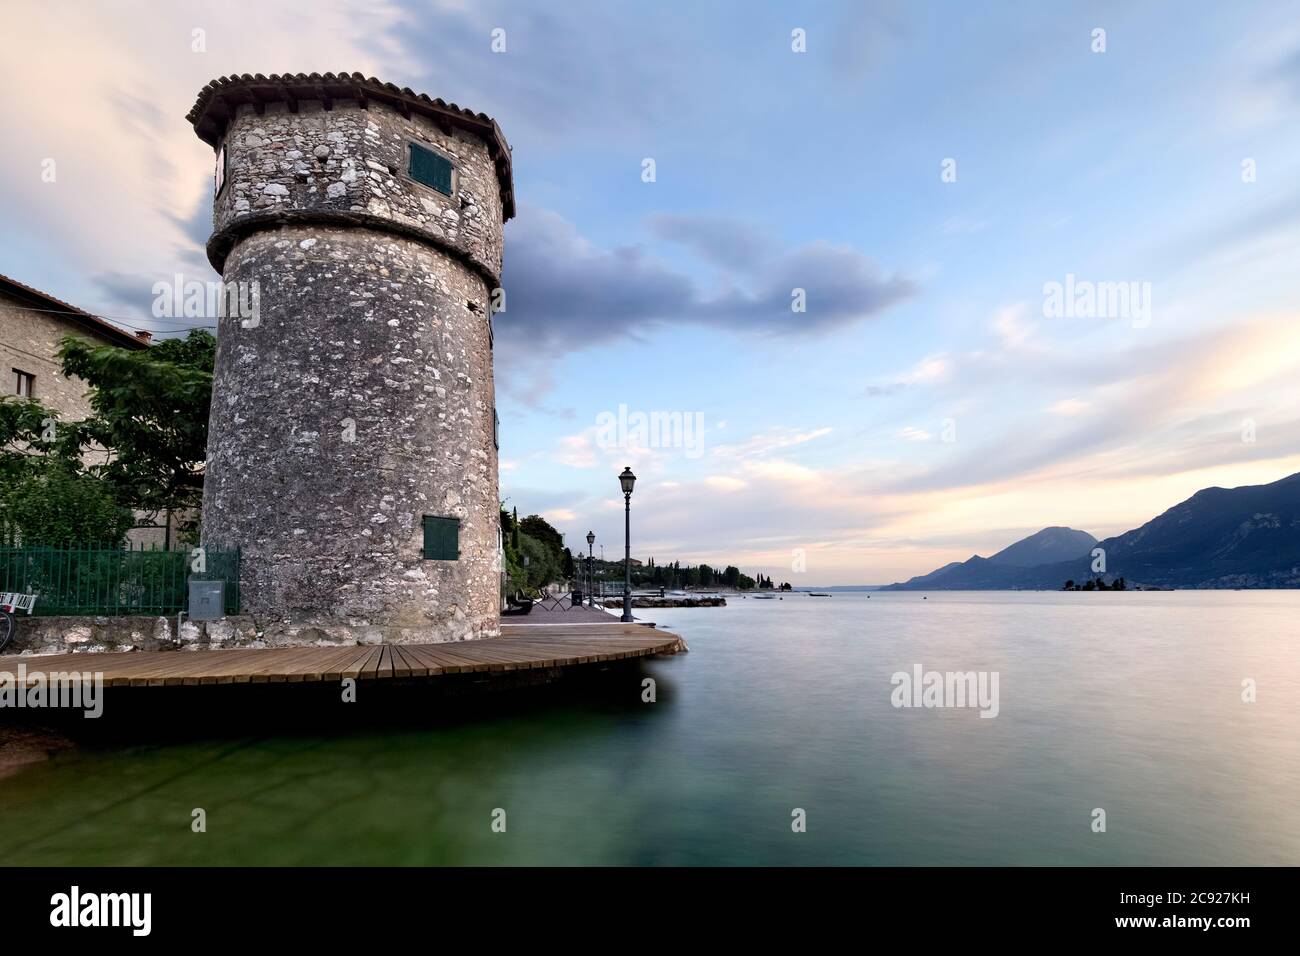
3,0,1300,584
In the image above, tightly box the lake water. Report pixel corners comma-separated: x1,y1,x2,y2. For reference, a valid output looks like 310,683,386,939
1,591,1297,865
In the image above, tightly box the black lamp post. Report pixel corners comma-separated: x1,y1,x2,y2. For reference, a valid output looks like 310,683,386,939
586,530,596,608
619,466,636,622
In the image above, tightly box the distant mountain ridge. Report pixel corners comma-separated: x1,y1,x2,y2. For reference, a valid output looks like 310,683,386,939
884,472,1300,590
887,527,1096,590
988,526,1098,566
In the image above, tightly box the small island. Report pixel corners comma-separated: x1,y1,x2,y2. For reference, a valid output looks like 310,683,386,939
1062,578,1128,591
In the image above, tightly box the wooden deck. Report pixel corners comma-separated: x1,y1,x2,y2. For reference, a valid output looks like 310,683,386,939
5,622,686,688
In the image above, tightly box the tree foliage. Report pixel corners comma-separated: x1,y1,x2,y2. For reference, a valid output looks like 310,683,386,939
1,329,215,549
0,396,86,479
56,329,215,546
519,514,563,556
0,395,133,545
500,507,568,594
1,461,133,546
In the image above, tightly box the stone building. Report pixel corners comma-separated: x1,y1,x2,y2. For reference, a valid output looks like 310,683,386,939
187,73,513,643
0,273,150,422
0,275,173,545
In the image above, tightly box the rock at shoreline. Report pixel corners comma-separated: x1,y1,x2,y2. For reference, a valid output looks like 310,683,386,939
0,725,76,781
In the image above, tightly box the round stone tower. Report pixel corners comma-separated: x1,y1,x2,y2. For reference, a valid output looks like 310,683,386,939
187,73,514,643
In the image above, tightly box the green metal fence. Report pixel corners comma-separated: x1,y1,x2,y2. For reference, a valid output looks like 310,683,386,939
0,545,240,616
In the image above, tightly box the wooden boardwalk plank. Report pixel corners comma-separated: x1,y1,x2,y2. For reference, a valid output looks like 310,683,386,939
0,622,684,688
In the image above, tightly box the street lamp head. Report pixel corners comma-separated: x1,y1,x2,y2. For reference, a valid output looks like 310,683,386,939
619,466,637,496
586,531,595,546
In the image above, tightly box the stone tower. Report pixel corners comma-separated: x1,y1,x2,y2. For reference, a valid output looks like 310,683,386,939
187,73,513,643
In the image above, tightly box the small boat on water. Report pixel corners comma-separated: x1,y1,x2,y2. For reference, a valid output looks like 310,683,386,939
807,592,832,597
753,594,776,600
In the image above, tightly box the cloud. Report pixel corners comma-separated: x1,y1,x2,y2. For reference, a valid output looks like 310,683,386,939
549,423,670,471
1262,44,1300,103
393,1,691,144
0,0,413,320
498,207,692,348
905,354,951,384
825,0,909,83
498,482,592,520
992,305,1037,351
1158,189,1300,275
710,426,832,460
646,214,780,272
879,314,1300,496
1046,398,1089,416
941,216,989,237
501,307,1300,582
741,458,820,485
862,353,951,397
551,430,603,470
496,206,914,371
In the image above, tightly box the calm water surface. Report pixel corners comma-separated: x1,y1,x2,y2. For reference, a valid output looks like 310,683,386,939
1,591,1297,865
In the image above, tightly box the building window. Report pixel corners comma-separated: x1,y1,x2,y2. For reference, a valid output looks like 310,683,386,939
13,369,34,398
493,408,500,450
422,515,460,560
215,145,227,196
409,142,453,196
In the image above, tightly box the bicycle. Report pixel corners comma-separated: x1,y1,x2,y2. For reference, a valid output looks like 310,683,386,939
0,592,38,653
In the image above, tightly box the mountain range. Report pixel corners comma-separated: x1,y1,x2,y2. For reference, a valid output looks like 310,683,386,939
883,471,1300,590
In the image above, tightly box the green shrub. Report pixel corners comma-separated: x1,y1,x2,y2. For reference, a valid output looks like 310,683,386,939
0,462,134,546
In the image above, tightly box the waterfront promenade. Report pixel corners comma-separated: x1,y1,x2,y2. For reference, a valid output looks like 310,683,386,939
4,621,685,688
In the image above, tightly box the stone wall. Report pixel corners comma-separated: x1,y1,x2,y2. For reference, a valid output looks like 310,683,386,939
202,224,500,641
0,288,168,546
0,292,119,431
6,616,255,656
198,96,504,645
5,615,439,657
210,99,504,283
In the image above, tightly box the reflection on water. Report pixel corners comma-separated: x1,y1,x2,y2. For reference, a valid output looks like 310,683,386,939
1,591,1297,865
